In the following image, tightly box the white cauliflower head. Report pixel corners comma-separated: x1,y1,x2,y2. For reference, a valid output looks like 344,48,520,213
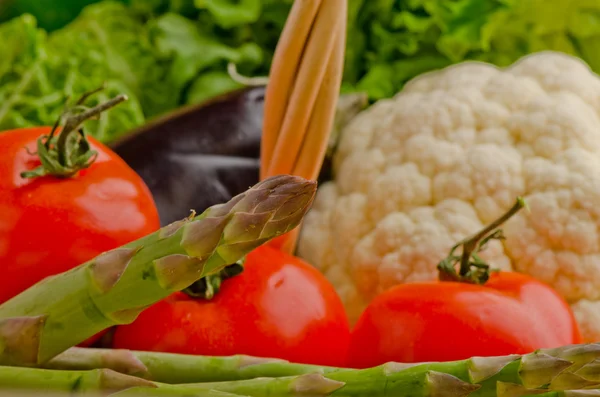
297,51,600,341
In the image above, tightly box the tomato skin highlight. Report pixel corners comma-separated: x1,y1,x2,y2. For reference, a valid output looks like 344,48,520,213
348,272,582,368
0,127,160,305
112,245,351,367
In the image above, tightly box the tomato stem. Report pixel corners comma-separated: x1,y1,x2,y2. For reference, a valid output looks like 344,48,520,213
437,197,527,284
20,86,127,179
183,258,245,300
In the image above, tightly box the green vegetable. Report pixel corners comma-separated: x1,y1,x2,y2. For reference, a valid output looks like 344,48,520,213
0,0,104,31
345,0,600,100
117,391,250,397
0,365,248,396
0,0,266,143
146,11,262,104
195,0,262,29
495,381,600,397
515,393,600,397
0,175,316,367
44,347,339,384
0,8,145,142
2,0,600,142
47,2,179,120
0,366,156,394
7,344,600,396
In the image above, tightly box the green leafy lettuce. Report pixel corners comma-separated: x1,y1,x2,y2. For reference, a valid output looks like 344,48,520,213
344,0,600,99
1,0,600,142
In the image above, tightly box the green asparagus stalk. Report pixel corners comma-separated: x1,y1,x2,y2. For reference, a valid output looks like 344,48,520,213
496,381,600,397
0,365,477,397
0,389,249,397
9,344,600,397
0,366,247,397
519,393,600,397
0,365,156,394
45,347,341,383
46,339,600,386
0,390,248,397
524,393,600,397
112,389,250,397
117,344,600,397
0,175,317,367
43,346,600,389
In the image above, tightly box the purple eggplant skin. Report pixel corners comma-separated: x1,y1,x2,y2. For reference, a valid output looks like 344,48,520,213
110,87,265,226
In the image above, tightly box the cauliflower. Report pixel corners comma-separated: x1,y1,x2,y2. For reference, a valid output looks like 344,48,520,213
297,51,600,341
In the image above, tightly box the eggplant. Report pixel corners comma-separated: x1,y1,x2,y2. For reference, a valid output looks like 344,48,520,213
110,87,265,226
111,86,368,226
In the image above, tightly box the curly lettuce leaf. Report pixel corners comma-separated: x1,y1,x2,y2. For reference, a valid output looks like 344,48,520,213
186,70,243,104
344,0,600,99
195,0,262,28
0,12,145,142
127,0,198,19
147,12,263,105
0,14,54,129
0,0,107,31
3,0,600,143
48,1,176,119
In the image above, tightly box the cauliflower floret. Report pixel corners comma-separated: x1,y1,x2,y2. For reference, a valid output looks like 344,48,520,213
297,51,600,340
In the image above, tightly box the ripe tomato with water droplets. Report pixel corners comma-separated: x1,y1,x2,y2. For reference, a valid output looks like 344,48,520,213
0,126,160,306
349,271,582,368
348,194,583,372
112,245,351,367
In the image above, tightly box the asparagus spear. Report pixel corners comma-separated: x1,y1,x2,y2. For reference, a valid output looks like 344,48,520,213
113,389,250,397
530,393,600,397
126,345,600,397
0,365,247,397
0,365,156,394
0,393,246,397
496,381,600,397
9,344,600,397
0,365,474,397
45,347,341,383
0,175,317,367
517,393,600,397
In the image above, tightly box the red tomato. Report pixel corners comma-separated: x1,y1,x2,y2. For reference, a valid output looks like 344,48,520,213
0,127,160,304
112,245,351,367
348,271,582,368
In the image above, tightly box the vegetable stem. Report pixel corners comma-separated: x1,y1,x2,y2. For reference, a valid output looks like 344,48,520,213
183,259,245,300
437,197,527,284
21,86,127,179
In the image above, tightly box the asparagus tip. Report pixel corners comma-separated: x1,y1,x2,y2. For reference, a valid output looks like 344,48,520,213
100,349,150,378
289,373,344,395
520,353,574,389
427,371,480,397
574,359,600,381
468,355,520,383
98,368,157,391
89,247,141,293
549,371,600,390
153,254,206,291
236,355,289,369
0,315,46,366
382,362,421,375
496,381,545,397
541,344,600,372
